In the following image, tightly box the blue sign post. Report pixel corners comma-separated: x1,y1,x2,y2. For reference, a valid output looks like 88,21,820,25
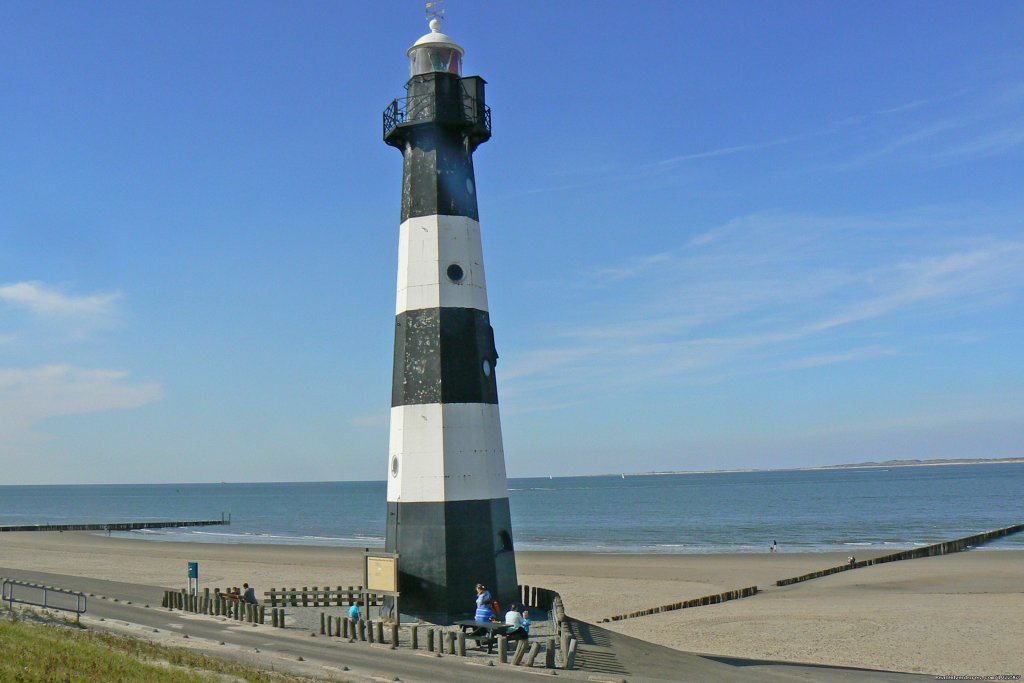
187,561,199,596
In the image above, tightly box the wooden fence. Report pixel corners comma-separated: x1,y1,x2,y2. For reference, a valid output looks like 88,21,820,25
263,586,383,608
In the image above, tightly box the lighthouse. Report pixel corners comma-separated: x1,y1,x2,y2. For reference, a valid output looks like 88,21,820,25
382,17,517,624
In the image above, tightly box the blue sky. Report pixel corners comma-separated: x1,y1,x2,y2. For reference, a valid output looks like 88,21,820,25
2,1,1022,484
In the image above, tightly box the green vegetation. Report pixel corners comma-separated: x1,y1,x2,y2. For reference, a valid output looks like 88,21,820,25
0,613,321,682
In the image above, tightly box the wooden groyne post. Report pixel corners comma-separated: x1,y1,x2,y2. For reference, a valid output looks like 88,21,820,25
776,523,1024,587
0,519,229,532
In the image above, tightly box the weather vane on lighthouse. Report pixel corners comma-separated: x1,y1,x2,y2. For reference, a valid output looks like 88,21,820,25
424,0,445,22
380,9,517,624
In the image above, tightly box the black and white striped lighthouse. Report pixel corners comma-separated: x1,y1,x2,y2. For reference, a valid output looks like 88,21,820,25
381,17,517,624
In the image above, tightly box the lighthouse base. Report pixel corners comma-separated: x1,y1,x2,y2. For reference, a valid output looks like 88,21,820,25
384,497,517,625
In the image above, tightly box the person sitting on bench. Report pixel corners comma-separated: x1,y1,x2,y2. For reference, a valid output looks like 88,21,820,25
504,603,528,641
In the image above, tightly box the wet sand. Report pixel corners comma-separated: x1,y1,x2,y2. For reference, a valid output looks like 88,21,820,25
1,531,1020,676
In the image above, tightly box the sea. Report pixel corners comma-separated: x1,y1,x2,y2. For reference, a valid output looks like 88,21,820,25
1,463,1022,554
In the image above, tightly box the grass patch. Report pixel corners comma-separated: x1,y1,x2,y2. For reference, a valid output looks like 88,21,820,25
0,614,324,682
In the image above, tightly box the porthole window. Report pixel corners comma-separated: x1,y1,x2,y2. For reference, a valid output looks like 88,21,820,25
466,178,475,195
446,263,465,282
482,359,492,377
390,455,400,478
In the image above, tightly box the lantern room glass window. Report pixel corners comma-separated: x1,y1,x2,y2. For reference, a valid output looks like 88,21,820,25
410,46,462,77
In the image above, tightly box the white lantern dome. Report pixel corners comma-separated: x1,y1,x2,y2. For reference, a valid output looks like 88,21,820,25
407,18,464,77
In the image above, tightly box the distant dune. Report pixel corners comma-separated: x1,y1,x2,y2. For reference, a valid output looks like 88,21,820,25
805,457,1024,470
629,457,1024,478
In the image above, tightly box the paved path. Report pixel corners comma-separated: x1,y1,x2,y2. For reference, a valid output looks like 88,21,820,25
1,566,928,682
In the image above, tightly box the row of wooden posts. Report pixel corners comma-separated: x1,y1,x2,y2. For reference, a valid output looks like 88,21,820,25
162,581,576,669
259,583,553,610
318,613,577,669
604,585,759,622
516,584,557,611
776,523,1024,587
161,588,285,627
263,586,383,608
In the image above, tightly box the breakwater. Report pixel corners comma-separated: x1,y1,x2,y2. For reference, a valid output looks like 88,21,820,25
775,523,1024,587
0,517,229,533
602,586,759,622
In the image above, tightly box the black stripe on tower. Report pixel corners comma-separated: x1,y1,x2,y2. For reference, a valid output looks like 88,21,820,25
385,498,517,624
385,72,488,223
399,126,479,222
392,307,498,406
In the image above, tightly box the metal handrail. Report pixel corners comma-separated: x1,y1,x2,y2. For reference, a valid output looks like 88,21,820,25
2,578,87,622
383,95,491,139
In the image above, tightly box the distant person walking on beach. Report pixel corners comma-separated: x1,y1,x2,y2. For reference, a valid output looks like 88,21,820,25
770,540,778,553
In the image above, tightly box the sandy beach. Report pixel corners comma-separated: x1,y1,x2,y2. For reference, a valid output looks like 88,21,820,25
1,531,1021,676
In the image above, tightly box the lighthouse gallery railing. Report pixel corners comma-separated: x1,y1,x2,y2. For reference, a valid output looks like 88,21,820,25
383,93,491,139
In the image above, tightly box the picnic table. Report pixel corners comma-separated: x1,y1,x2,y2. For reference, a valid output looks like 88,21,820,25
453,619,513,653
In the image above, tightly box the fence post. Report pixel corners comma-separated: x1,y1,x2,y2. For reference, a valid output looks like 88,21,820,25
391,624,399,650
446,631,456,655
545,639,556,668
375,621,384,644
512,639,528,665
410,624,418,649
498,635,508,664
457,631,466,656
525,642,541,667
565,638,578,670
427,628,435,652
320,613,326,635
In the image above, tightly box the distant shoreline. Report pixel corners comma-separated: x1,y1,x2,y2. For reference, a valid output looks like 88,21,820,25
631,457,1024,478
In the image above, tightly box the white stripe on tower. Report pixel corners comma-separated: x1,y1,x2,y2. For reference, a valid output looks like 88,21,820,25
395,215,489,315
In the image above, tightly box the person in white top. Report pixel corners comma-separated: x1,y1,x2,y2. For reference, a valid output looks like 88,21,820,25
504,603,528,641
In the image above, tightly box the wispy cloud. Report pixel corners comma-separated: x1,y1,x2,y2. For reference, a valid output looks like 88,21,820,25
933,123,1024,161
0,281,122,340
512,80,1024,199
0,281,120,319
655,132,814,167
0,364,161,447
501,207,1024,404
351,412,389,428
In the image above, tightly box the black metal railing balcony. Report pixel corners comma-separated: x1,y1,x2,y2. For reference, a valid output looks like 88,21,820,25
382,93,491,140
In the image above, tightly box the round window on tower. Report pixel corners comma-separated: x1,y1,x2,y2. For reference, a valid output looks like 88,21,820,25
391,455,400,478
446,263,465,283
482,359,492,377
